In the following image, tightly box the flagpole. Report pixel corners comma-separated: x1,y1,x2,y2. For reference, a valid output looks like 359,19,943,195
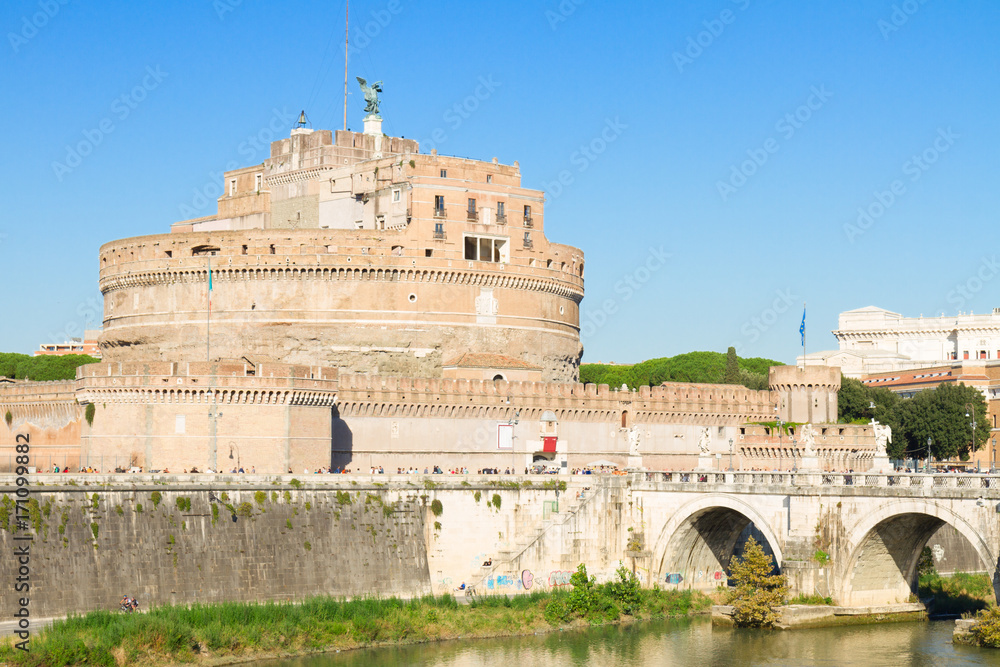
207,255,211,363
802,302,806,368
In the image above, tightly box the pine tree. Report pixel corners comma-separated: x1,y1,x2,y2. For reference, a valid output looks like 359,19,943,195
726,536,788,627
722,346,740,384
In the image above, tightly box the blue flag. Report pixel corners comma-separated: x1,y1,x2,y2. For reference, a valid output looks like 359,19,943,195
799,307,806,345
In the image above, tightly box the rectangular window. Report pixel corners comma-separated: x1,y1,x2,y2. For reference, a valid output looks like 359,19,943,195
255,173,262,191
497,202,505,216
463,234,509,262
425,249,433,257
468,198,476,211
964,351,970,360
241,245,248,255
487,174,493,184
434,195,445,214
269,244,275,255
439,169,447,178
465,236,477,260
392,189,401,202
229,179,236,196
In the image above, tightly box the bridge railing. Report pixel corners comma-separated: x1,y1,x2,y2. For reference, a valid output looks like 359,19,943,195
641,470,1000,490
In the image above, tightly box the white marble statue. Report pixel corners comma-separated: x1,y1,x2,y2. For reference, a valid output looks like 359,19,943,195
800,423,817,457
698,427,711,455
871,420,891,458
627,426,642,457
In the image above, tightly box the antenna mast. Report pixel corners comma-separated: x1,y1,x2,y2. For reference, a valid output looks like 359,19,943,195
343,0,349,131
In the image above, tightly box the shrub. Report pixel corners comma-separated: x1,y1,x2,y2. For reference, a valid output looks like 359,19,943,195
474,491,482,503
568,564,598,615
236,502,253,517
726,536,788,628
971,606,1000,647
151,491,162,508
606,564,642,616
84,403,95,426
254,490,267,506
336,491,352,505
4,409,11,427
289,478,302,489
813,549,829,565
430,499,443,517
491,494,502,511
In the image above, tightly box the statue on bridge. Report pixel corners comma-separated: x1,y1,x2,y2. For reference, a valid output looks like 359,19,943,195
871,420,891,458
800,423,817,457
627,425,642,457
698,427,711,455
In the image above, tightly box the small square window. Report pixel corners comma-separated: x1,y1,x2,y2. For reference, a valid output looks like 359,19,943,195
392,189,401,202
440,169,447,178
425,249,433,257
487,175,492,183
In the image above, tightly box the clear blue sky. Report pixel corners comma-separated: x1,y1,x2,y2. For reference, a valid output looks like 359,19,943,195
2,0,998,365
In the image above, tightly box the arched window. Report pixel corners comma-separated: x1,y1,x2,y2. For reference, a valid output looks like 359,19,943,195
621,410,628,428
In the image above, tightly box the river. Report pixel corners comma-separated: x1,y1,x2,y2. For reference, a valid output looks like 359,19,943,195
251,617,995,666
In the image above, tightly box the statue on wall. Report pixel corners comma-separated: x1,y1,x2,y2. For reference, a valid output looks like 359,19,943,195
628,426,642,457
871,421,891,458
800,423,817,457
356,77,383,116
698,427,711,455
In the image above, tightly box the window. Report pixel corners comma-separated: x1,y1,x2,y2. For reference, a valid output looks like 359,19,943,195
523,231,532,248
229,179,236,196
269,244,275,255
392,189,401,202
255,173,262,191
425,249,433,257
463,234,509,262
434,195,445,216
164,250,172,258
467,198,477,220
964,351,970,360
440,169,447,178
487,174,492,184
241,245,248,255
497,202,505,222
433,223,445,239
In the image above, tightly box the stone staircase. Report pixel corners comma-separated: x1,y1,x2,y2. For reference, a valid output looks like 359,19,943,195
474,483,600,591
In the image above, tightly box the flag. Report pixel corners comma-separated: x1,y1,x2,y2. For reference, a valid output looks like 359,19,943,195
799,306,806,346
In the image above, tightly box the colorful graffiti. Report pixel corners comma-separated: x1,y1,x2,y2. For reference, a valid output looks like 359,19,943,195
548,570,573,587
521,569,534,589
665,573,683,584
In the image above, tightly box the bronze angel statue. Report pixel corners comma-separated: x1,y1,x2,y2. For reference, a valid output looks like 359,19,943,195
356,77,383,115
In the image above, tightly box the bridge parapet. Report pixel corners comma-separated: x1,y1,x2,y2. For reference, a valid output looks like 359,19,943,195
638,470,1000,498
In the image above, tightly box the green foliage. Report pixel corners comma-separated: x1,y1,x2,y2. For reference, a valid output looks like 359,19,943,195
304,541,312,551
254,490,267,506
430,499,443,517
236,502,253,517
726,536,788,628
722,347,740,384
606,565,642,615
433,521,441,531
0,352,100,381
788,593,833,605
336,490,352,505
211,504,219,525
813,549,829,565
5,409,13,427
0,496,14,532
919,571,992,616
568,564,599,615
90,522,99,541
150,491,162,508
283,490,292,503
289,478,302,489
84,403,95,427
473,490,482,503
176,497,191,512
490,493,501,511
135,503,143,513
970,606,1000,648
91,494,99,510
286,519,293,530
580,351,783,391
841,376,988,460
917,546,935,577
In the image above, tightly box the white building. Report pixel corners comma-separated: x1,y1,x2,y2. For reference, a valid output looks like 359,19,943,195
800,306,1000,378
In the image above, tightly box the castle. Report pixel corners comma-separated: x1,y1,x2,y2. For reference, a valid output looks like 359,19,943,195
0,110,877,474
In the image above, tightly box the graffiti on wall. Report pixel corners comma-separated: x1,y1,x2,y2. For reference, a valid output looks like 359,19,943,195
521,569,533,589
548,570,573,587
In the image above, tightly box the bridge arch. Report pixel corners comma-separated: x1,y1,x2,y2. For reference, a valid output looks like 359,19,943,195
839,500,998,606
651,494,783,591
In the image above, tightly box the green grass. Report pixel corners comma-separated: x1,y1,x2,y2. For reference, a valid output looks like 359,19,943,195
0,587,712,666
919,571,993,616
788,593,833,605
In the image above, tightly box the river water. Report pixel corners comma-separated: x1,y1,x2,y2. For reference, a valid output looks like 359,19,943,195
252,617,995,666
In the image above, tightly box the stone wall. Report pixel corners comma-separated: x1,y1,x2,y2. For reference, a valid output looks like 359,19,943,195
0,381,82,473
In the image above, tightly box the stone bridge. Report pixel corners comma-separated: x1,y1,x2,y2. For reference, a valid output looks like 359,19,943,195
632,471,1000,606
2,471,999,619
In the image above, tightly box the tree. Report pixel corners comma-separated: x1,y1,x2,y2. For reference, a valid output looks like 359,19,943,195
726,536,788,628
898,383,988,461
722,347,740,384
